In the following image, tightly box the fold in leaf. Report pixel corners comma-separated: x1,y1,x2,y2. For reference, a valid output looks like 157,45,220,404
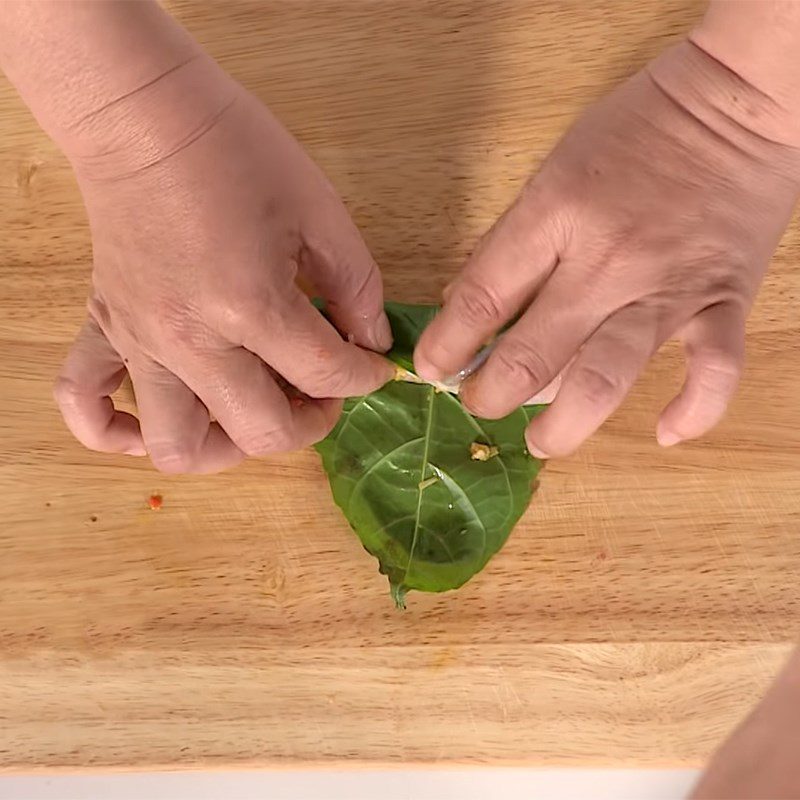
315,302,544,607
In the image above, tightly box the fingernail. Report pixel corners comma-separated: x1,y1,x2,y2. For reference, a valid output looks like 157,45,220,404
434,346,496,391
525,373,562,405
414,356,444,383
125,444,147,457
526,440,549,459
459,379,493,419
368,312,392,352
437,375,463,392
657,429,682,448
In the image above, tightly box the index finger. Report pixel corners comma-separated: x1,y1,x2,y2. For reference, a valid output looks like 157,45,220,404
234,287,394,399
414,184,564,383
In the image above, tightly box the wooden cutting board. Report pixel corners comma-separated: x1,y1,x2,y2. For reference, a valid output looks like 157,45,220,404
1,0,799,771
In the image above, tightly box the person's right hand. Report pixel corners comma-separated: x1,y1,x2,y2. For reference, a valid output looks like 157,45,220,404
414,40,800,459
54,64,393,473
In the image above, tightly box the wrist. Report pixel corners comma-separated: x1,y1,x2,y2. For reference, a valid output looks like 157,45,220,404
688,0,800,148
647,40,800,166
67,55,239,182
0,1,238,180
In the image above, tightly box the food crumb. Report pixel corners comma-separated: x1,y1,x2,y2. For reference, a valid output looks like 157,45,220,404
89,514,98,523
470,442,499,461
418,476,438,491
393,365,424,384
147,494,163,511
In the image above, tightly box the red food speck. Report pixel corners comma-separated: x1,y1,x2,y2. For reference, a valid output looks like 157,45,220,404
289,396,305,408
148,494,163,511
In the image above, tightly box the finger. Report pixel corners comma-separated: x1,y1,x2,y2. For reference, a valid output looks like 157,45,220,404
525,304,664,458
54,318,145,456
234,287,394,399
165,344,343,457
459,268,609,419
301,190,392,352
657,303,745,447
526,372,564,405
414,181,565,382
128,358,244,474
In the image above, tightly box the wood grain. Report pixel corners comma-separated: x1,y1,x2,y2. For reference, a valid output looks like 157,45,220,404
1,0,799,770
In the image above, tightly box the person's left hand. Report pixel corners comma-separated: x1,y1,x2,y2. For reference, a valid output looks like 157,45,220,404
691,647,800,799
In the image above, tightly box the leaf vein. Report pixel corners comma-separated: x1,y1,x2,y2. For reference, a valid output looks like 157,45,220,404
402,386,436,583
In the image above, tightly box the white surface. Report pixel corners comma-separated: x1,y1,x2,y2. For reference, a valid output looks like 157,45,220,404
0,769,699,800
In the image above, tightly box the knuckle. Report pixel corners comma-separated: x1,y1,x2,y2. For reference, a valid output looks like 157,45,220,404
705,268,750,303
53,376,107,452
239,427,295,457
590,226,643,278
519,180,574,240
319,242,380,301
53,374,82,409
450,279,506,327
493,340,551,388
86,294,113,330
695,349,742,391
161,314,207,351
157,298,216,351
667,252,751,304
572,363,627,407
346,261,381,307
148,445,198,475
299,351,353,398
216,294,265,338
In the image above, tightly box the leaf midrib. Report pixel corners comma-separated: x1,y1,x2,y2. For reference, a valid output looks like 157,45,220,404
346,436,425,508
402,385,436,584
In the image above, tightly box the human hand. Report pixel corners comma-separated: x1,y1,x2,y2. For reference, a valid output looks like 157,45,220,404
54,70,393,473
415,41,800,458
692,647,800,799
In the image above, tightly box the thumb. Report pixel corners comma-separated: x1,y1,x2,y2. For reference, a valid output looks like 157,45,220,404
299,189,391,353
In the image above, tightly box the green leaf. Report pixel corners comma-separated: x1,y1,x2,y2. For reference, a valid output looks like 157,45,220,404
314,302,544,607
381,301,438,372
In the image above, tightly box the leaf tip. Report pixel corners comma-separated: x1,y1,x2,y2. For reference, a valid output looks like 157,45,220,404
390,582,408,610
